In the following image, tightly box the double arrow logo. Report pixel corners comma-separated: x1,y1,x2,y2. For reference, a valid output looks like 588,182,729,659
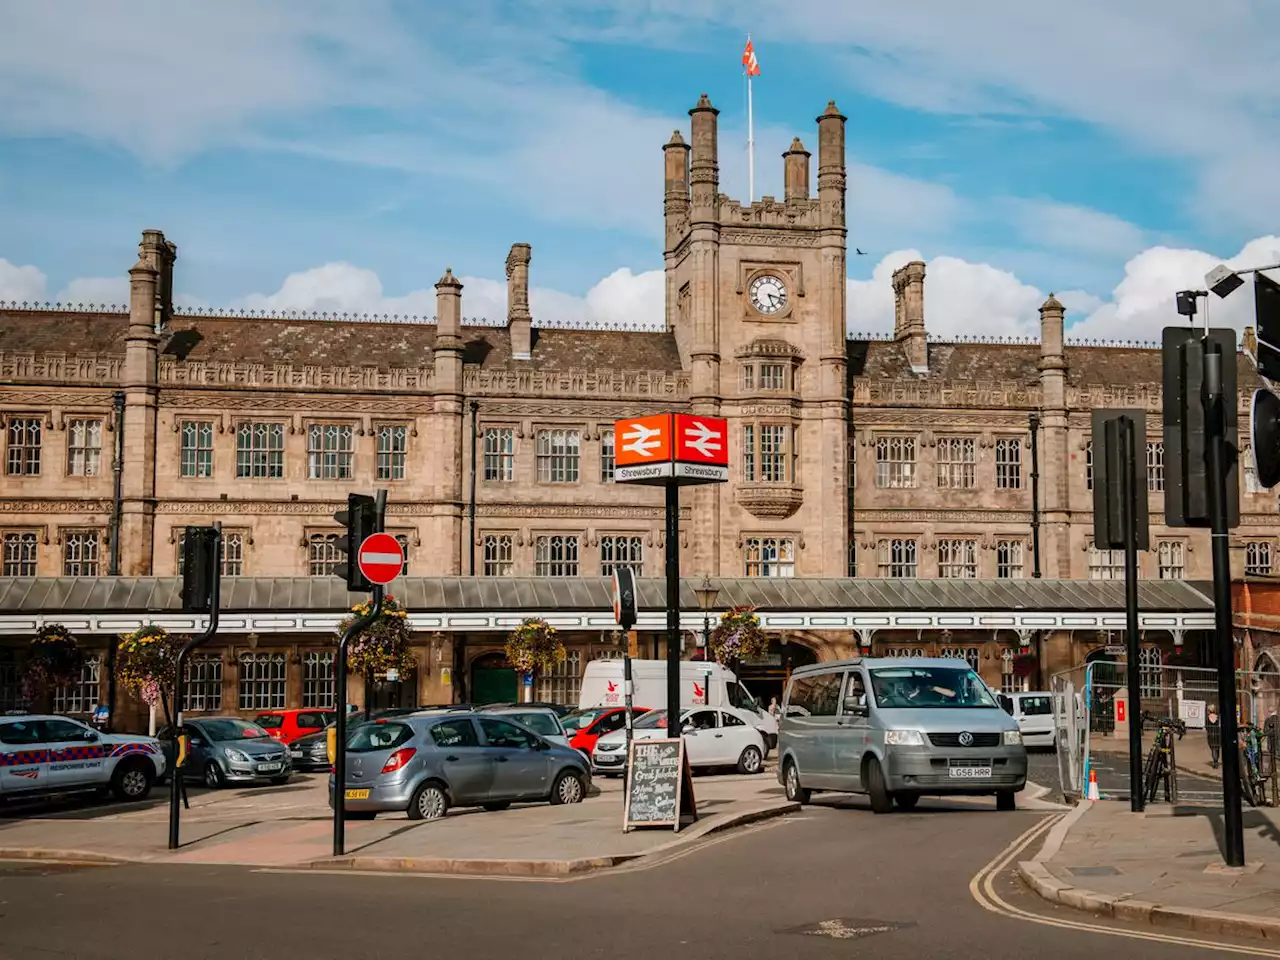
683,419,722,459
622,422,663,458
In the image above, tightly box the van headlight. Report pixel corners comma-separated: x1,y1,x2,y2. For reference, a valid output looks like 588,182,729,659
884,730,925,746
1004,730,1023,746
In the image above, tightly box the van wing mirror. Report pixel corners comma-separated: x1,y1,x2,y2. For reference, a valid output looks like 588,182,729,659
843,696,868,716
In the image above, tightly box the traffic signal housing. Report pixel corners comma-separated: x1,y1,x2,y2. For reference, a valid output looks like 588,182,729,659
180,526,221,613
1254,273,1280,381
334,493,377,592
1161,327,1240,528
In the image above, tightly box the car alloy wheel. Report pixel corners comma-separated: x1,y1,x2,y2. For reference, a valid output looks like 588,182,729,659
415,786,447,820
738,746,763,775
554,772,584,804
121,769,148,798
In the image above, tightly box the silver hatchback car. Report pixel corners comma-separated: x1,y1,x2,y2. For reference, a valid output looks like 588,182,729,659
329,711,591,820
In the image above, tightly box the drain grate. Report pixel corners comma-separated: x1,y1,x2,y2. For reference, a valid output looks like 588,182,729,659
782,918,913,940
1065,865,1120,876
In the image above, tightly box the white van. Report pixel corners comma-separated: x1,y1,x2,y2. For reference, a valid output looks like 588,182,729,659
578,659,778,749
997,691,1057,749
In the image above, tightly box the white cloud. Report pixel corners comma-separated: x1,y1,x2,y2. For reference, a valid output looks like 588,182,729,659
0,259,46,302
231,262,667,329
0,0,414,162
1001,199,1149,261
0,261,127,306
506,1,1280,233
848,236,1280,345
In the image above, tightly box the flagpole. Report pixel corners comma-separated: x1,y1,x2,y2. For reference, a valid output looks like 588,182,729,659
746,36,755,203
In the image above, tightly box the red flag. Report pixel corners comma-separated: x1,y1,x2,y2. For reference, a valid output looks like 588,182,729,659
742,38,760,77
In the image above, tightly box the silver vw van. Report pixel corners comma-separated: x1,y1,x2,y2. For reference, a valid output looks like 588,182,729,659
777,656,1027,813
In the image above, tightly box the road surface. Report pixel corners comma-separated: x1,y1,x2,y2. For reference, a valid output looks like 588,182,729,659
0,793,1267,959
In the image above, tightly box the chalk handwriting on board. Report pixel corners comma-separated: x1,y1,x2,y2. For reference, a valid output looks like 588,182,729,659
623,738,695,831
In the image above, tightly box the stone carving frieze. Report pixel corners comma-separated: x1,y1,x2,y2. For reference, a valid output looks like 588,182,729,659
157,358,432,392
473,402,686,418
156,391,434,414
155,500,454,516
852,509,1034,524
851,410,1034,428
0,353,124,385
0,391,118,408
463,368,689,400
0,499,113,514
851,378,1041,409
477,503,688,520
736,484,804,519
720,230,820,248
735,403,801,417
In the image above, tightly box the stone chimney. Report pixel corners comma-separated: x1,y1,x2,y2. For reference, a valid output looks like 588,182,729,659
435,268,462,338
891,260,928,374
688,94,720,215
139,229,177,333
664,130,691,251
783,137,810,202
815,101,846,227
506,243,533,360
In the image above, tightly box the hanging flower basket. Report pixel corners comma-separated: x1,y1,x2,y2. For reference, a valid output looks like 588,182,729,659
22,624,84,703
340,594,415,677
1012,652,1037,678
709,606,769,667
115,625,182,708
504,618,565,675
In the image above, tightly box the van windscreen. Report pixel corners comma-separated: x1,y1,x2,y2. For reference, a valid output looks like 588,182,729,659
869,666,998,709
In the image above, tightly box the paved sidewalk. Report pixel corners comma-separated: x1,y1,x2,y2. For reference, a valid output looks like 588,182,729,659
1019,799,1280,941
0,772,796,876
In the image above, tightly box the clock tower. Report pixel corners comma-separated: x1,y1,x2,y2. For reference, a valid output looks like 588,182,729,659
665,95,849,579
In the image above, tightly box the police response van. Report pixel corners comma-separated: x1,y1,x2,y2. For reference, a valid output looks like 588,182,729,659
0,714,167,803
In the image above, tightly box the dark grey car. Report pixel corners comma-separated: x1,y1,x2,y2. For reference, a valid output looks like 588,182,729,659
328,712,591,820
169,717,293,789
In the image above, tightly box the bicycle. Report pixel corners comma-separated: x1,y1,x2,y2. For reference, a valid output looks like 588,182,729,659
1239,723,1269,807
1140,712,1185,804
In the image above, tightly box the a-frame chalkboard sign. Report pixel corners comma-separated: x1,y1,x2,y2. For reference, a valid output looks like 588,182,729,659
622,738,698,832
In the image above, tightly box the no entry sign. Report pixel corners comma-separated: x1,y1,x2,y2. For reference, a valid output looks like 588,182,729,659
357,532,404,585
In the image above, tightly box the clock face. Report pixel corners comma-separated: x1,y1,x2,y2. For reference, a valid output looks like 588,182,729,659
749,274,788,315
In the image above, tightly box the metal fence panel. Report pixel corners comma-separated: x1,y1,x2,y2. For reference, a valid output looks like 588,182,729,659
1052,659,1279,805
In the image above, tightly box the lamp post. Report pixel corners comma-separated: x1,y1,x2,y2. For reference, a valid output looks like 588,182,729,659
694,576,720,666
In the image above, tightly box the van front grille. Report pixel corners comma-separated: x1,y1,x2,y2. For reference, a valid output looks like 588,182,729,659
927,732,1001,748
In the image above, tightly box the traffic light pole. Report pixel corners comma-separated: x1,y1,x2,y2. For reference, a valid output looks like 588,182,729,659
1205,341,1246,867
1118,418,1144,813
333,490,387,858
168,523,222,851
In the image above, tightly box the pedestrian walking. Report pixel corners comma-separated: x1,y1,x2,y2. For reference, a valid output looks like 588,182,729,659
1206,705,1221,768
768,696,780,717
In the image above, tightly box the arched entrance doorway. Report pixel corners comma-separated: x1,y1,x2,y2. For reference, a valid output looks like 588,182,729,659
737,637,818,708
471,652,518,705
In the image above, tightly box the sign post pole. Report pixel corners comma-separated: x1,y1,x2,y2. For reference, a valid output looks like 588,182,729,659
613,412,729,829
334,490,401,858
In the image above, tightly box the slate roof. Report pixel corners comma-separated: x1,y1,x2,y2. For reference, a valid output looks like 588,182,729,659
851,338,1262,389
0,309,684,374
0,576,1215,615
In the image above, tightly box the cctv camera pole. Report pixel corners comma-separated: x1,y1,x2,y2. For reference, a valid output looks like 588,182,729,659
169,523,222,851
1205,338,1246,867
333,491,387,858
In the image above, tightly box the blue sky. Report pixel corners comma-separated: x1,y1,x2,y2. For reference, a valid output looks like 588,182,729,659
1,1,1278,341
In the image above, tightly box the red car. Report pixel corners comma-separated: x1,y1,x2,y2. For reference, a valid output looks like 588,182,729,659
253,708,336,745
562,706,649,761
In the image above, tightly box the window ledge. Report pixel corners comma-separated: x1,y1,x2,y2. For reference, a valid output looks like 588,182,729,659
736,483,804,519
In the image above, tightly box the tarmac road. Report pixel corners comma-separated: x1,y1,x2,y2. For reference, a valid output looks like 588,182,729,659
0,792,1266,960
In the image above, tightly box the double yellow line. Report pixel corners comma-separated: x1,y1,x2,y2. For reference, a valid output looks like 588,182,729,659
970,815,1280,956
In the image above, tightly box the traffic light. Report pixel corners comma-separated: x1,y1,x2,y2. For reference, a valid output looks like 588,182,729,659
1251,388,1280,488
180,526,221,613
1090,410,1149,550
1162,327,1240,527
1254,273,1280,381
334,493,377,592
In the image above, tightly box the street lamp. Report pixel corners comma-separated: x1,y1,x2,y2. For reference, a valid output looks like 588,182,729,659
694,576,720,663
